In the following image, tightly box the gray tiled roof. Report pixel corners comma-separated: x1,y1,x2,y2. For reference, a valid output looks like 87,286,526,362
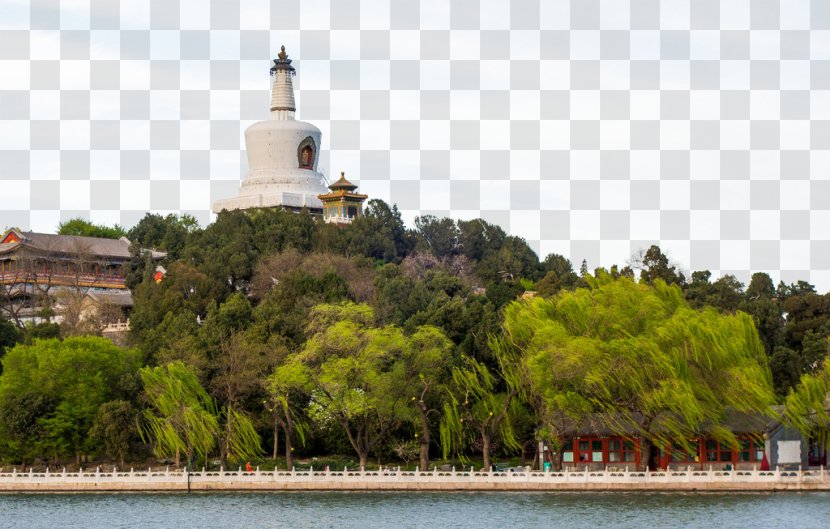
87,290,134,307
1,230,165,260
19,232,133,259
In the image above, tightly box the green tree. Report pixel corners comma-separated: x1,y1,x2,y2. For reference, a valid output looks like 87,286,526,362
139,362,219,468
128,213,198,260
770,346,803,397
21,322,61,344
439,354,523,470
209,331,268,466
746,272,776,299
280,303,412,469
0,337,140,464
0,318,19,364
483,279,525,309
802,328,830,373
536,254,580,297
685,272,746,313
501,275,775,470
636,245,686,287
457,219,506,263
183,210,259,291
782,292,830,351
706,275,745,312
250,265,352,351
784,360,830,444
684,270,714,309
90,400,137,468
338,200,412,263
476,236,541,284
777,280,816,299
58,218,126,239
414,215,460,259
372,264,433,326
129,261,225,359
395,325,454,471
741,273,784,357
0,393,52,464
149,311,206,374
266,360,309,469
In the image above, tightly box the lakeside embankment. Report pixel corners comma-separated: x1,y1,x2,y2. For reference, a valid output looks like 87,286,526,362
0,467,828,492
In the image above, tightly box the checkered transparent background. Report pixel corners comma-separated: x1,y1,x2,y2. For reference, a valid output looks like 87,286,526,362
1,0,829,291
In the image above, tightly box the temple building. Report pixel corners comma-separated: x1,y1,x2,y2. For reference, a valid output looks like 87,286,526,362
318,172,368,224
0,229,164,327
212,47,332,214
538,410,821,472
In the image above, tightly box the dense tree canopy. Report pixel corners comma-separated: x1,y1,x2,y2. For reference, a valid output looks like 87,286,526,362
271,303,453,469
501,275,776,467
785,360,830,439
0,204,827,470
0,337,140,464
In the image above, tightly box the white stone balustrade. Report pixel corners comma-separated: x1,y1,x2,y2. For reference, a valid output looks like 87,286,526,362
0,465,827,492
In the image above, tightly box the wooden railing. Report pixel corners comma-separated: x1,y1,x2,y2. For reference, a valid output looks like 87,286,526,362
0,272,126,289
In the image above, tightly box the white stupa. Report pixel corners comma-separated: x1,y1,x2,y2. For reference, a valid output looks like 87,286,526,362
212,46,330,214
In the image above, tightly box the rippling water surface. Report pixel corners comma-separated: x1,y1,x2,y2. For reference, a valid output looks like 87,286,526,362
1,491,827,529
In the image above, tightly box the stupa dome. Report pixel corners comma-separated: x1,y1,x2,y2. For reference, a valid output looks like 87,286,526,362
212,46,330,213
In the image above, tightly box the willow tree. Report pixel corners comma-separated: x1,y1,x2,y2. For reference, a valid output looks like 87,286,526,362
395,324,454,471
501,274,776,470
210,332,268,466
139,362,219,468
278,303,404,469
439,355,523,471
785,360,830,448
266,361,308,469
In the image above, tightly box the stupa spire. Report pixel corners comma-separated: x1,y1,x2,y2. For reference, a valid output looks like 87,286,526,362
269,45,296,119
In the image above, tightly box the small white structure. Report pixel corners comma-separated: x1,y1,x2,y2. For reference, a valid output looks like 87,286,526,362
212,46,330,214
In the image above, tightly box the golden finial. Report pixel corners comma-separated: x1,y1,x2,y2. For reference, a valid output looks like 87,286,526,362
278,45,287,60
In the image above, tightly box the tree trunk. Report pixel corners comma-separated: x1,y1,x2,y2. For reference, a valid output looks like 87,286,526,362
278,419,280,461
640,437,657,471
221,403,233,468
342,418,368,470
284,427,293,469
481,430,492,471
419,437,430,472
284,410,296,469
418,404,430,471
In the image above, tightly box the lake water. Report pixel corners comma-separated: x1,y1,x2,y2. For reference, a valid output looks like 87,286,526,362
1,491,827,529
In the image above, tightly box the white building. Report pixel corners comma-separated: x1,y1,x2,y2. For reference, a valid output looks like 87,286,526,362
212,46,330,214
